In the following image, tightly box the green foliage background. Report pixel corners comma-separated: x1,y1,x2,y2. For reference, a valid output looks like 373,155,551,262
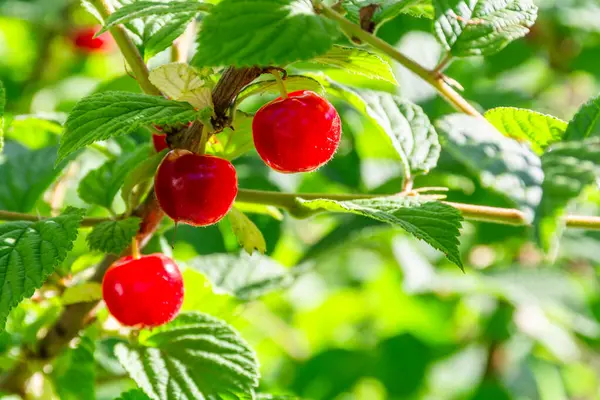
0,0,599,399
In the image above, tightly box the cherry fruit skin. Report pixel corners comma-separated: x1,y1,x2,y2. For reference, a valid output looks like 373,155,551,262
155,150,238,226
102,253,184,328
152,133,169,152
72,27,112,53
252,90,341,173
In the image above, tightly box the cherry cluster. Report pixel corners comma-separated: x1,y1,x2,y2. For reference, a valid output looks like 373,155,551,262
102,89,341,328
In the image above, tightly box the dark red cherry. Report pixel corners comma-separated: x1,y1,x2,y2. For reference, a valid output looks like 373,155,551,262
71,26,112,53
252,90,341,173
154,150,238,226
102,253,183,328
152,133,169,152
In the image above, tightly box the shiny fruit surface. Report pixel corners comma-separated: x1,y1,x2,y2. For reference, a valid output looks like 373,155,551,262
155,150,238,226
102,253,184,328
252,90,341,173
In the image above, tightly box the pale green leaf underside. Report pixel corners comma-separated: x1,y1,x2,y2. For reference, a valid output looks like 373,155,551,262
193,0,340,67
534,138,600,251
78,145,152,209
0,80,5,153
564,93,600,140
58,91,199,162
437,114,543,222
100,0,210,33
149,63,214,110
298,45,397,85
360,92,441,174
485,107,567,154
0,208,84,329
115,312,259,400
188,253,292,300
0,146,68,212
228,208,267,255
86,217,141,255
61,282,103,305
433,0,538,57
298,197,463,268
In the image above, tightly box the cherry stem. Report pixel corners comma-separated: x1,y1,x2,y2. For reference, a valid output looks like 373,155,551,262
131,237,141,260
272,70,289,99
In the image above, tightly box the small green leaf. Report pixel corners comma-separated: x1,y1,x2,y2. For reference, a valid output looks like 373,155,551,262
149,63,214,110
61,282,103,305
437,114,543,222
0,146,69,212
115,312,259,400
564,93,600,140
236,75,324,105
121,149,168,212
207,112,254,160
78,145,152,210
192,0,340,67
228,208,267,255
360,92,441,175
297,45,397,85
116,390,152,400
298,197,463,268
0,207,85,329
58,91,199,162
342,0,434,30
433,0,538,57
86,218,141,255
6,114,63,149
188,253,292,300
485,107,567,154
100,0,210,34
0,80,5,153
534,138,600,252
52,333,96,400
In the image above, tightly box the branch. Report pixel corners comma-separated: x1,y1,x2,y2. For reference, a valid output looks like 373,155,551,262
317,4,481,117
235,189,600,230
0,210,111,227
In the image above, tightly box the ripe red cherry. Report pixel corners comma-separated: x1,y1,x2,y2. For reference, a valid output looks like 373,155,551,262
155,150,238,226
152,133,169,152
71,27,112,53
252,90,341,173
102,253,184,328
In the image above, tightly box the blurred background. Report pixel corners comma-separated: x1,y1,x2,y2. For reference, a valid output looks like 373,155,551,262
0,0,600,399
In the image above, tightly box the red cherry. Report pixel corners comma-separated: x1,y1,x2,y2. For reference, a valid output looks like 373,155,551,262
152,133,169,152
72,26,112,53
252,90,341,173
102,253,184,328
155,150,238,226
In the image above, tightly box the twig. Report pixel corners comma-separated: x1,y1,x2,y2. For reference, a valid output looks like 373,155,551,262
0,210,110,227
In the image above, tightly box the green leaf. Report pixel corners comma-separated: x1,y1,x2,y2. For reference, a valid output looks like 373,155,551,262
564,93,600,140
6,114,63,149
100,0,210,34
192,0,340,67
52,333,96,400
121,149,168,212
78,145,152,209
61,282,103,305
207,112,254,160
360,92,441,175
297,197,463,268
297,45,397,85
58,91,199,162
115,312,259,400
0,80,5,153
437,114,543,222
433,0,538,57
149,63,214,110
484,107,567,154
342,0,434,30
86,217,141,255
534,138,600,252
228,208,267,255
116,389,152,400
0,207,84,329
0,146,69,212
188,253,292,300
